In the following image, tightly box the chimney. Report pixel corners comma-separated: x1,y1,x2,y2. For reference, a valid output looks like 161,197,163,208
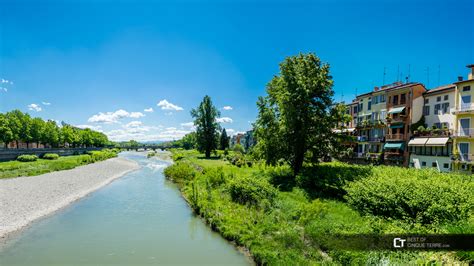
458,76,464,82
374,86,379,91
467,64,474,80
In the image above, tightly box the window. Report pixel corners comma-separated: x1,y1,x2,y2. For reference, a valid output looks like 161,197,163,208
359,103,363,111
437,96,441,102
434,122,442,129
443,163,449,169
373,95,379,104
380,95,386,102
393,95,399,105
442,102,449,114
424,98,429,104
400,94,406,104
463,86,471,92
368,101,372,110
423,106,430,116
354,106,358,113
422,161,426,166
444,95,449,101
434,104,441,114
432,162,437,167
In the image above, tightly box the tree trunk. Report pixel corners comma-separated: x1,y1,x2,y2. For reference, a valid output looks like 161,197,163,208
16,140,19,149
205,149,211,158
26,142,29,149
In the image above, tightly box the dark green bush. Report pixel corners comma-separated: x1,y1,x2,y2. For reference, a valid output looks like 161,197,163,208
42,153,60,160
345,168,474,224
17,154,38,162
164,162,198,185
266,165,295,191
228,174,277,206
296,162,372,199
147,152,156,158
203,167,226,187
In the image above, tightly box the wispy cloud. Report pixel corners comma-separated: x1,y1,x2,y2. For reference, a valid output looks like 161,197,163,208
88,109,145,124
28,103,42,112
223,106,233,110
216,117,233,123
157,99,183,111
104,122,188,142
42,101,51,106
0,87,7,93
75,124,103,132
144,107,154,112
1,78,13,85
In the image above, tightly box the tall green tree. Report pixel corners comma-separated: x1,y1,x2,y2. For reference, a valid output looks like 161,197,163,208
60,124,75,147
219,128,229,150
180,132,197,149
8,110,32,148
0,114,14,148
254,53,337,175
42,120,60,147
191,95,220,158
30,117,45,147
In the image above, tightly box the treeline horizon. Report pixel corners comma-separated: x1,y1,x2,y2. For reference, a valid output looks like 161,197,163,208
0,109,110,149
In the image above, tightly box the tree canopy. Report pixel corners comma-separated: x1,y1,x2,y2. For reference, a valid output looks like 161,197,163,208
254,53,346,175
191,95,220,158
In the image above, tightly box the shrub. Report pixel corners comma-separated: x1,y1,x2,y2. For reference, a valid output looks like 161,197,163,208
296,162,372,199
147,152,156,158
172,153,185,161
203,167,226,187
266,165,295,191
17,154,38,162
164,162,198,185
42,153,59,160
228,174,277,206
345,167,474,224
232,144,245,153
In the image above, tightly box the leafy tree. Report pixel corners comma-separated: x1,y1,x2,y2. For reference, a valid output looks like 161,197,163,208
80,128,93,147
6,111,22,148
219,128,229,150
60,124,75,147
30,117,45,147
254,53,336,175
42,120,60,147
191,95,220,158
7,110,32,148
180,132,197,149
0,113,14,148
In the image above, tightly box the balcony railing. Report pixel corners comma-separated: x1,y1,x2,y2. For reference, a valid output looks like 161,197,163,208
453,128,474,138
413,129,452,137
386,133,406,140
453,103,474,113
453,154,474,162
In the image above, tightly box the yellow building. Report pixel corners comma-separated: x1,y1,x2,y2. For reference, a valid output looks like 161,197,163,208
452,64,474,173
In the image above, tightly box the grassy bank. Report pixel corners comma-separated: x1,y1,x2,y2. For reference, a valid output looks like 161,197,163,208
0,149,119,178
164,149,473,264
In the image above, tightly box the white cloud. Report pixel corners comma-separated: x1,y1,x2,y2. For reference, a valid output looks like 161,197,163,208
42,101,51,106
223,106,233,110
125,121,143,128
144,107,154,112
1,78,13,85
75,124,103,132
216,117,233,123
28,103,42,112
181,122,194,128
224,128,236,135
157,99,183,111
104,122,190,142
0,87,7,92
88,109,145,124
129,112,145,118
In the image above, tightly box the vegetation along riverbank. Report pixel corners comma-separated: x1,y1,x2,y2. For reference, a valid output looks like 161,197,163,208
164,149,473,264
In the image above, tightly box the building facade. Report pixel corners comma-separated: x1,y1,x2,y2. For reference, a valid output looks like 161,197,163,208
452,65,474,173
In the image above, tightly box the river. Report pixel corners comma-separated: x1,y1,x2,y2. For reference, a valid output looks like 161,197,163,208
0,152,251,265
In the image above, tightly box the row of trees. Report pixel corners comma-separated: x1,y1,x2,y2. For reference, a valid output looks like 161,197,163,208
0,110,110,149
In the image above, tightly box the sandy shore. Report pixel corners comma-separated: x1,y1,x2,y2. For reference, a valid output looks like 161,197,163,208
0,157,140,240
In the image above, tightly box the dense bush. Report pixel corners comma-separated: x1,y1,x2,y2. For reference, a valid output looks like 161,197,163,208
42,153,60,160
203,167,226,187
147,152,156,158
163,161,198,185
17,154,38,162
296,162,372,199
87,149,117,162
345,167,474,224
228,174,277,206
266,165,295,191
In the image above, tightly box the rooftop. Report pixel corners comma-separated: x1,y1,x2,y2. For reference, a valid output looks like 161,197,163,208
424,84,455,95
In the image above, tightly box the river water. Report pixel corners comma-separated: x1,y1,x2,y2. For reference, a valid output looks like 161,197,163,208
0,152,250,265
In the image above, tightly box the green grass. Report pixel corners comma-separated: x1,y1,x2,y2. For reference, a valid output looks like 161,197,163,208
164,149,474,265
0,149,118,178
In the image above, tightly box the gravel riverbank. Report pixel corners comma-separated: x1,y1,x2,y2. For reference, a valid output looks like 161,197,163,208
0,157,140,240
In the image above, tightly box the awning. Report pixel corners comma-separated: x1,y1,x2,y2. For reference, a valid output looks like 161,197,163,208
332,128,355,133
425,137,449,146
388,106,406,114
408,138,429,146
389,124,404,129
384,142,404,150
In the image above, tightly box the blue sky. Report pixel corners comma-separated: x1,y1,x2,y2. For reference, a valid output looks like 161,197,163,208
1,0,473,142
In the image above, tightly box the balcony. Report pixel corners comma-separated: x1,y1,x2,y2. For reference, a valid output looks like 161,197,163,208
412,129,452,137
386,133,406,141
368,137,384,142
453,128,474,138
452,153,474,162
453,103,474,114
